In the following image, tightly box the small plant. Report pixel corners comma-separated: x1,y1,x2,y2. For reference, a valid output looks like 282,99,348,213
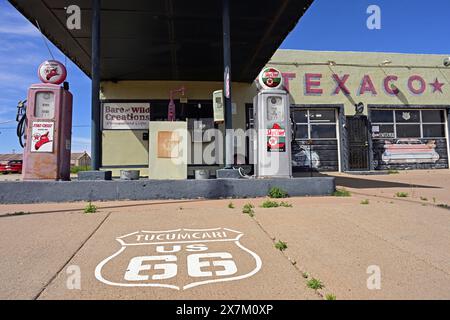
395,192,409,198
306,278,324,290
433,197,437,203
437,204,450,210
228,202,235,209
268,187,289,199
280,201,293,208
242,203,255,217
261,200,280,208
84,202,97,214
325,294,336,300
274,240,288,251
420,197,428,201
387,169,399,174
360,199,369,205
333,188,351,197
302,272,309,279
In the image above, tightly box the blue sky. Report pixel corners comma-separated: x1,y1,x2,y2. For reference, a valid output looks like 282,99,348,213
1,0,450,153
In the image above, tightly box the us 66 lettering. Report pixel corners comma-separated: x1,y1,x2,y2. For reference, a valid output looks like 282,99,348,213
220,304,273,315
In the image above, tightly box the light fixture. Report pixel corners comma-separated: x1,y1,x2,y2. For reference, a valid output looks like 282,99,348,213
381,59,392,66
327,60,336,66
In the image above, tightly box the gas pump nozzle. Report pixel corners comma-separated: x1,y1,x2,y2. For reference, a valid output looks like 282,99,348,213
16,99,27,148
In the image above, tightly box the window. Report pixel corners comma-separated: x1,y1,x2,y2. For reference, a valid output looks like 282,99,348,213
371,110,393,123
370,109,447,139
422,110,445,123
423,124,446,138
395,110,420,123
293,109,337,140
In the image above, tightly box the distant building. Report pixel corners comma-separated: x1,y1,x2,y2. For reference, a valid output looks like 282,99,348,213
70,152,91,168
0,154,23,163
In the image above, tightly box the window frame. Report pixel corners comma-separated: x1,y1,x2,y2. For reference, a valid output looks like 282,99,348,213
370,109,447,139
293,108,338,140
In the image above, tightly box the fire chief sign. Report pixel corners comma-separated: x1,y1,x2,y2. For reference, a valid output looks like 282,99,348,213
95,228,262,290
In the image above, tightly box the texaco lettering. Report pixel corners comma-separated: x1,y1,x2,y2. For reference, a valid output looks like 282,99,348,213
95,228,262,290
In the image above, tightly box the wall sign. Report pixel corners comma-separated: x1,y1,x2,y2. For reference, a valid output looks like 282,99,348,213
38,60,67,85
31,121,54,153
102,103,150,130
95,228,262,290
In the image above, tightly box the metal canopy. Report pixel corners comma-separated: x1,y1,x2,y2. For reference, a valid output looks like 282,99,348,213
9,0,313,82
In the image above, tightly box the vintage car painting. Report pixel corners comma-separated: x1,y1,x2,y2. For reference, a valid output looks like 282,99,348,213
382,139,440,164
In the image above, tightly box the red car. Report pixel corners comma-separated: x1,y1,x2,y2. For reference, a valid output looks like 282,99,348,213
0,160,23,174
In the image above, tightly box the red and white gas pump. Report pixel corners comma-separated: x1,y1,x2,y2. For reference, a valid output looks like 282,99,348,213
20,60,73,181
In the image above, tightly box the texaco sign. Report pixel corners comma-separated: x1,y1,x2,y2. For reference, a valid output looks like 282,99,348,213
95,228,262,290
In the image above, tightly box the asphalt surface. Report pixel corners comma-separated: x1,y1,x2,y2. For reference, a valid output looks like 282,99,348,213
1,170,450,300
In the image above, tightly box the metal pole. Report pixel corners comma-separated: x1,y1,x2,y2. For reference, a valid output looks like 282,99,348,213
222,0,233,169
91,0,101,170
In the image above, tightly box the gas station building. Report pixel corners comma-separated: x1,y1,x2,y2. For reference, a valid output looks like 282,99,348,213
9,1,450,179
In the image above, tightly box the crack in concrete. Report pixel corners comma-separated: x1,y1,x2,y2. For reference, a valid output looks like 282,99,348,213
246,211,325,299
33,212,112,300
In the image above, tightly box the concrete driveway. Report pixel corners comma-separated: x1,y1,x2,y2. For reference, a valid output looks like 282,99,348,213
0,170,450,300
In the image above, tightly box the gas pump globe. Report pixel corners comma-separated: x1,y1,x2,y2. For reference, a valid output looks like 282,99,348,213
21,60,73,181
253,68,292,178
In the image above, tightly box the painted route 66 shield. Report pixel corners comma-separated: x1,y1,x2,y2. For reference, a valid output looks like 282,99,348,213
95,228,262,290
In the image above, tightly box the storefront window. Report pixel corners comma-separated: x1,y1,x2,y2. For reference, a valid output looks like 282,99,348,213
371,110,393,123
396,124,421,138
311,125,337,139
292,109,337,140
395,110,420,123
423,124,446,138
370,109,447,139
309,110,336,123
422,110,445,123
293,110,308,123
295,125,309,139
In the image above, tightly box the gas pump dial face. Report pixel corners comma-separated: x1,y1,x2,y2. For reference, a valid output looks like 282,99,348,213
35,91,55,119
266,96,284,122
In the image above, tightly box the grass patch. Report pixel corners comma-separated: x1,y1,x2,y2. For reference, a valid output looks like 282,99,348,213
261,200,293,208
242,203,255,217
228,202,235,209
268,187,289,199
71,166,92,174
360,199,370,205
437,204,450,210
84,202,97,214
420,197,428,201
261,200,280,208
387,169,399,174
333,188,351,197
325,294,336,300
274,240,288,251
302,272,309,279
395,192,409,198
306,278,324,290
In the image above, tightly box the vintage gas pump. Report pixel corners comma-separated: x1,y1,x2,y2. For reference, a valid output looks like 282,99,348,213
20,60,73,181
253,67,292,178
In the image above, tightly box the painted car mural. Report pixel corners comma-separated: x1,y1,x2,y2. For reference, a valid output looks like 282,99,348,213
292,145,320,168
381,139,440,164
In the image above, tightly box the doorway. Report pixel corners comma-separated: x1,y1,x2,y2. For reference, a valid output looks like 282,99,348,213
347,116,369,171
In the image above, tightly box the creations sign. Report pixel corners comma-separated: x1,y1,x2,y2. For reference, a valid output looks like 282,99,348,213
102,103,150,130
95,228,262,290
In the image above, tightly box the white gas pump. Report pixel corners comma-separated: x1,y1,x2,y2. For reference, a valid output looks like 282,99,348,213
253,68,292,178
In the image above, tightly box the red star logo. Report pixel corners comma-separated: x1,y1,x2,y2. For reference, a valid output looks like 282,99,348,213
430,78,444,93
